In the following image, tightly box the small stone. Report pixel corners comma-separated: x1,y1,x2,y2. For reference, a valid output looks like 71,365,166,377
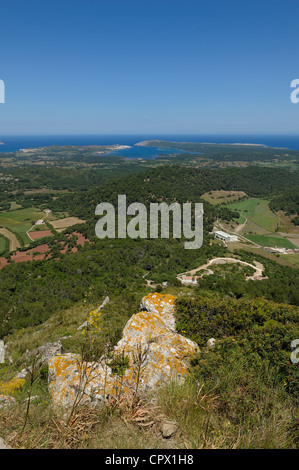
207,338,216,349
160,421,178,439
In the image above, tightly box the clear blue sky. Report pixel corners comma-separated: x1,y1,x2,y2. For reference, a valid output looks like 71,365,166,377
0,0,299,135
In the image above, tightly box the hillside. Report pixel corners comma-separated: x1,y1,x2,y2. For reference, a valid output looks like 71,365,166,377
0,146,298,449
0,290,298,449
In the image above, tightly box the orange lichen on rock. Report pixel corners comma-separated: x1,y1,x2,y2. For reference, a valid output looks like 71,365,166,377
48,293,199,410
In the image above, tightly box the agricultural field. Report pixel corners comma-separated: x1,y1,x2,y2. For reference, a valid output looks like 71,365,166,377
244,233,296,249
0,227,21,251
49,216,86,231
0,207,47,246
0,234,8,255
226,198,279,232
201,190,247,205
279,253,299,267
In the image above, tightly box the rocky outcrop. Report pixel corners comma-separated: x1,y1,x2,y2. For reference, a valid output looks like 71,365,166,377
48,293,199,410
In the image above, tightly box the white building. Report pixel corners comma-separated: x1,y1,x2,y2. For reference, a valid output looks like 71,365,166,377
214,230,238,243
180,275,200,285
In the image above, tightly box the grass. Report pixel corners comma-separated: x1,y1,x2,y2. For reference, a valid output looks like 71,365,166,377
0,207,46,246
244,234,296,249
0,287,297,449
226,198,279,232
0,234,8,255
201,191,247,206
279,253,299,267
155,371,297,449
0,393,181,449
9,202,22,211
0,359,296,449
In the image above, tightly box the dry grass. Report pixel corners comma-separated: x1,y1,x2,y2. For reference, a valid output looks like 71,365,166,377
49,217,86,229
201,191,247,205
0,394,182,449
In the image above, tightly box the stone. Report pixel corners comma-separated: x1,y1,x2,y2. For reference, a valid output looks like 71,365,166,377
16,368,30,379
38,341,63,364
96,296,110,312
48,293,199,410
0,437,11,449
78,296,110,330
160,421,178,439
206,338,216,349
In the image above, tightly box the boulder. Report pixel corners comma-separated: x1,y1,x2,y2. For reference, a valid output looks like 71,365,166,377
48,293,199,410
0,437,11,449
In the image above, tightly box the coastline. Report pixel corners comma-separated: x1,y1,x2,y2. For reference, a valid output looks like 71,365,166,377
136,140,268,147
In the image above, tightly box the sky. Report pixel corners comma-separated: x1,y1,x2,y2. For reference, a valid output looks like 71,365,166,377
0,0,299,135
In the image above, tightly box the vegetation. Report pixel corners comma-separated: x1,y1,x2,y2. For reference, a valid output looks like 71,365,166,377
270,188,299,224
0,143,298,449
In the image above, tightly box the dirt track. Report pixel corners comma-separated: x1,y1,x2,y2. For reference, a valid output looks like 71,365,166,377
178,257,266,281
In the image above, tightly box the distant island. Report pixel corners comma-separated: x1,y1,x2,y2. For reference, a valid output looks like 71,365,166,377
136,140,268,148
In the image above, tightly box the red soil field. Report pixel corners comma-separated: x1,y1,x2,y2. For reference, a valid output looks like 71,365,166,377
0,233,89,270
29,230,53,240
0,258,8,269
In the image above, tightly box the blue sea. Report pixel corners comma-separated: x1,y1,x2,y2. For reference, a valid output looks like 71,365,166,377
1,134,299,159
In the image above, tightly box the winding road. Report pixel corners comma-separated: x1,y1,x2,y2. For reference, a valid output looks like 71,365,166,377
177,257,266,281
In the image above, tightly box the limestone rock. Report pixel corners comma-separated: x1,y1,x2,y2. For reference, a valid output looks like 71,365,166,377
78,296,110,330
48,293,199,410
96,296,110,313
206,338,216,349
0,437,11,449
160,420,178,439
38,341,63,364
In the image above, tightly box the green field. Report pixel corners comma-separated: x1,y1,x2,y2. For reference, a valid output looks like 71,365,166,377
226,198,279,232
279,253,299,267
0,234,8,255
244,233,296,249
0,207,46,246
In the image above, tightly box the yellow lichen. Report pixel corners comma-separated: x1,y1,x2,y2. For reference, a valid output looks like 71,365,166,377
0,377,26,396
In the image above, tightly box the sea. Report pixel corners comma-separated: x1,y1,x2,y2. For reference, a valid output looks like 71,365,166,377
0,134,299,159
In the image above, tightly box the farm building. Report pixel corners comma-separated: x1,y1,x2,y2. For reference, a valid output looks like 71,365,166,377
180,275,200,285
214,230,238,243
